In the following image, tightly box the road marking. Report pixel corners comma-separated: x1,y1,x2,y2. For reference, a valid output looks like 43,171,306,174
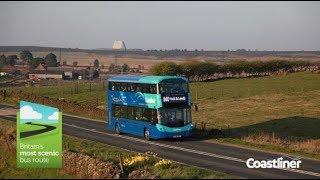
281,168,320,177
6,115,16,117
63,122,320,177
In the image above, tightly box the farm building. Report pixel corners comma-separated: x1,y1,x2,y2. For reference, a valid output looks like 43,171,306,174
29,70,64,80
47,66,73,79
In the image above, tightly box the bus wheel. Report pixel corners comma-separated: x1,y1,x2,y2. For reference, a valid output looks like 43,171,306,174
144,128,150,141
115,123,121,134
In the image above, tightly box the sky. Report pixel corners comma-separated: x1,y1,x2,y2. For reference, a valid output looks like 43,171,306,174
20,101,59,124
0,1,320,51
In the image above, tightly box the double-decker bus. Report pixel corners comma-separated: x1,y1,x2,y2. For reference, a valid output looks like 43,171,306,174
107,75,192,140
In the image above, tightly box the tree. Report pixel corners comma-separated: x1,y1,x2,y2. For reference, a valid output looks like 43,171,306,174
29,57,44,70
109,63,116,72
181,61,197,80
92,70,99,78
20,50,33,66
149,61,182,76
94,59,99,68
73,61,78,67
44,53,58,67
7,55,18,66
0,54,7,69
122,63,130,72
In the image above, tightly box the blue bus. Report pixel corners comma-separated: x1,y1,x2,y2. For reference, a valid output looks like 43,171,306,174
107,75,192,140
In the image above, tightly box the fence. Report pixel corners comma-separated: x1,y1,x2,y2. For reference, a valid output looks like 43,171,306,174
0,90,107,119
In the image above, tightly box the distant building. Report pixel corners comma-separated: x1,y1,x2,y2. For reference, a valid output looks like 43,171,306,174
47,66,73,79
0,72,7,76
29,70,64,80
112,40,127,50
0,65,20,75
35,64,46,70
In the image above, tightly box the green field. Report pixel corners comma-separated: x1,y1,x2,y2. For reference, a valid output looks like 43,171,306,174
1,72,320,158
190,72,320,101
189,72,320,159
1,81,107,106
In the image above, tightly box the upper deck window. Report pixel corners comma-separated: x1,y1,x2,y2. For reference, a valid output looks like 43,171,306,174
109,81,157,94
159,79,188,94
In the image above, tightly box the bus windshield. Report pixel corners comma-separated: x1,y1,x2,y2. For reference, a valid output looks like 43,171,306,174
158,107,191,127
159,79,188,94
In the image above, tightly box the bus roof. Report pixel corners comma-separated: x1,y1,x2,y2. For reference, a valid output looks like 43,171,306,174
108,75,188,84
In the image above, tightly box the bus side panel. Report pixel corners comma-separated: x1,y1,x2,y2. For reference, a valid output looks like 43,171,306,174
149,125,162,139
108,115,116,130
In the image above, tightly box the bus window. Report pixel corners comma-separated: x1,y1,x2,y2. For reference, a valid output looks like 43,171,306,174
127,106,135,119
137,84,142,92
112,105,121,117
135,107,144,120
151,109,157,124
127,83,132,91
129,83,137,92
159,79,188,94
109,82,115,91
120,106,127,118
121,83,128,91
141,84,149,93
142,109,152,122
140,84,156,94
158,107,191,127
114,82,121,91
150,84,157,94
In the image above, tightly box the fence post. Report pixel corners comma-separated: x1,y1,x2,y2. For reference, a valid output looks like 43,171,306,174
3,90,6,100
118,153,125,178
201,121,204,131
196,90,198,100
272,132,275,141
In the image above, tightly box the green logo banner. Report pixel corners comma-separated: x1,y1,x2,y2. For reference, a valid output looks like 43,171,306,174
17,101,62,168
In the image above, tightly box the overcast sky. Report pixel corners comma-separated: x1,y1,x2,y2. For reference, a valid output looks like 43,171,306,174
0,1,320,50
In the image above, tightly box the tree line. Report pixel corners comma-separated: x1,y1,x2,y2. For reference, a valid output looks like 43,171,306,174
0,50,58,70
1,46,320,59
149,60,320,81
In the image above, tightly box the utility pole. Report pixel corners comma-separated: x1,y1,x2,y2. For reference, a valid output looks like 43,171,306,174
114,55,118,66
59,48,62,66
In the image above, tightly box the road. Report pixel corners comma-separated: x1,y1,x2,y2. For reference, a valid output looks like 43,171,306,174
1,104,320,179
20,122,56,138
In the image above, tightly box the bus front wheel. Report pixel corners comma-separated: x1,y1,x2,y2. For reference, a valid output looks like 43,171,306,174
115,123,121,134
144,128,150,141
